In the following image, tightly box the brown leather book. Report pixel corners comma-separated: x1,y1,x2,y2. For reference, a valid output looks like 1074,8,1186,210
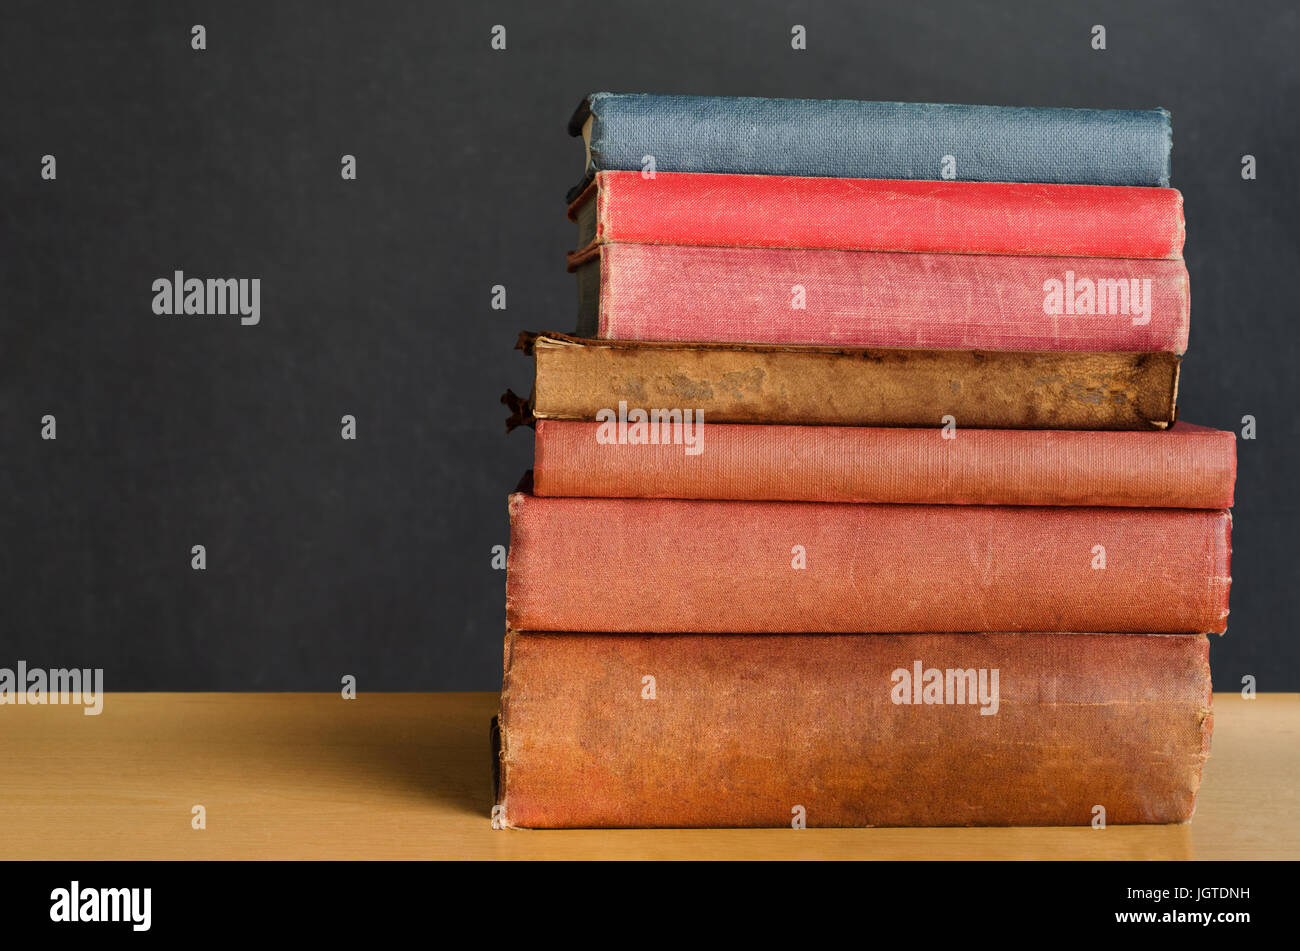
509,332,1180,430
494,631,1213,828
506,492,1232,634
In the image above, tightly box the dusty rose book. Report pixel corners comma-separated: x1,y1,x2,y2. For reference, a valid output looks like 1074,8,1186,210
572,244,1190,352
532,420,1236,508
506,493,1231,634
495,631,1212,828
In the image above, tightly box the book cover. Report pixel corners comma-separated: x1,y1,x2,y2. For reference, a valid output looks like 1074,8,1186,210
506,493,1231,634
573,243,1189,352
531,419,1237,508
569,171,1185,259
570,93,1173,190
514,332,1181,431
495,631,1213,828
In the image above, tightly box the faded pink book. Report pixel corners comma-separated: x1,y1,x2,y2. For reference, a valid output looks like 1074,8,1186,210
573,244,1190,352
506,493,1232,634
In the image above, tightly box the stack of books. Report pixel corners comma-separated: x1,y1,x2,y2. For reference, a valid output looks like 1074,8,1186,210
493,93,1235,829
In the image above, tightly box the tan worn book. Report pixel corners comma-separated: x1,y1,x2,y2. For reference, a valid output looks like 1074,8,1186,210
493,630,1213,829
506,332,1179,430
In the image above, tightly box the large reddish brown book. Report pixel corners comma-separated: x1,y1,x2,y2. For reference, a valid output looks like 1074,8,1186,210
572,244,1189,353
568,171,1185,259
494,631,1213,828
506,493,1231,634
532,419,1236,508
514,333,1180,431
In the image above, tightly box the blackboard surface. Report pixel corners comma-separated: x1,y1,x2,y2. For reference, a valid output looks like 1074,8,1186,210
2,0,1295,689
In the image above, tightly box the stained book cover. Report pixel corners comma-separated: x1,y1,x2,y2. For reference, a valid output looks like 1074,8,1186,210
495,631,1213,828
506,493,1232,634
513,332,1180,431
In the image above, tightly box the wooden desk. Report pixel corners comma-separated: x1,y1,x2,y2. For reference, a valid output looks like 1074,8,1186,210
0,692,1294,859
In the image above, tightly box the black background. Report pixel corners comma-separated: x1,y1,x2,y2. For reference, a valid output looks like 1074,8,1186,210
7,859,1276,936
2,0,1296,689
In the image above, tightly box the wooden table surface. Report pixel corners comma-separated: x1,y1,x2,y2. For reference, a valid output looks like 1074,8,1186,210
0,692,1295,860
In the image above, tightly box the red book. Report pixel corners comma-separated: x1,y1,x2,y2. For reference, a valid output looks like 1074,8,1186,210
496,631,1213,828
568,171,1185,259
571,243,1190,352
506,493,1232,634
532,420,1237,508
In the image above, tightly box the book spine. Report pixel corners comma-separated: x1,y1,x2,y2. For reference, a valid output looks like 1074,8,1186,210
532,420,1238,509
594,244,1189,353
505,495,1232,634
577,171,1185,259
581,94,1172,186
527,334,1180,430
497,631,1213,828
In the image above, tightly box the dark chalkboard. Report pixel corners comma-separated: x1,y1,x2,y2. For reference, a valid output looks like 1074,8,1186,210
2,0,1295,688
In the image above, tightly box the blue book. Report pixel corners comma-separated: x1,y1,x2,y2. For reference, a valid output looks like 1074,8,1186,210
568,93,1171,189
